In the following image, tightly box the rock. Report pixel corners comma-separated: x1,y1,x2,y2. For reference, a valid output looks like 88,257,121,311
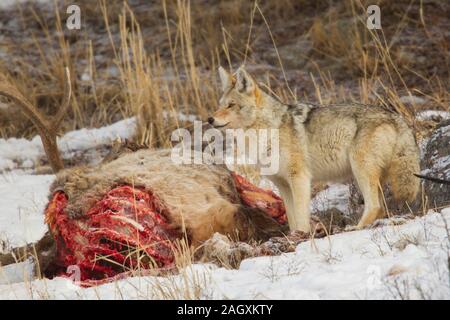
420,119,450,208
416,110,450,122
311,183,355,228
314,207,354,229
348,178,416,222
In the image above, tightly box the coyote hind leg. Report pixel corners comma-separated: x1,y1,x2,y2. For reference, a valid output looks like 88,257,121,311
350,156,383,229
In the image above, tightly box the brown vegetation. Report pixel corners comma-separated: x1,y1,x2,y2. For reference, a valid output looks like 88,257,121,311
0,0,447,147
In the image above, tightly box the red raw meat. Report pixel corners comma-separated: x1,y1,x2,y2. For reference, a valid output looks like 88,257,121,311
44,174,286,286
232,172,287,224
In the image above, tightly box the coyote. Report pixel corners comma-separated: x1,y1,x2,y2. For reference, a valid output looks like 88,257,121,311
209,66,420,233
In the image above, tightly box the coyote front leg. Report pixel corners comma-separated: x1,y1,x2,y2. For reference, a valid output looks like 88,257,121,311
288,173,311,233
272,177,294,226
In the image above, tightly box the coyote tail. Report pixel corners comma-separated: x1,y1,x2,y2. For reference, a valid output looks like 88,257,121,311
388,128,421,204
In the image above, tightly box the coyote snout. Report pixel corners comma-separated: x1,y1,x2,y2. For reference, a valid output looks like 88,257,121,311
212,66,420,233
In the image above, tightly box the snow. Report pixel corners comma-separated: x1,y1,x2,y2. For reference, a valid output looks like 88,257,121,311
311,183,350,214
0,117,136,172
162,111,198,123
0,259,34,286
420,121,450,177
0,119,449,300
0,210,449,299
416,110,450,122
421,155,450,177
0,172,54,248
58,117,136,152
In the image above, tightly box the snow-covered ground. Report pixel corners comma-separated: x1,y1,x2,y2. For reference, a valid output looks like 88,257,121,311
0,173,53,248
0,119,449,300
0,118,136,172
1,210,449,299
0,118,137,247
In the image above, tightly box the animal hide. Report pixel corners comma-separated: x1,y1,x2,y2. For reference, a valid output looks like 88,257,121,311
50,149,288,245
1,148,290,285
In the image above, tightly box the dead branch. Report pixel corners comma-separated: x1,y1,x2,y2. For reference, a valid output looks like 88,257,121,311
414,173,450,185
0,68,72,173
0,231,56,277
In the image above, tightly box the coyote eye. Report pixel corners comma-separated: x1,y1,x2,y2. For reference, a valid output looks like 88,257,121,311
227,102,236,109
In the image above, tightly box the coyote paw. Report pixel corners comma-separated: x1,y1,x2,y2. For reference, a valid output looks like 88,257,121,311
287,217,328,240
288,230,311,240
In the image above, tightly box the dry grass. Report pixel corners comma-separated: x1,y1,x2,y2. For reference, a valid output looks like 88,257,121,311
308,0,449,123
0,1,448,298
0,0,447,145
93,236,214,299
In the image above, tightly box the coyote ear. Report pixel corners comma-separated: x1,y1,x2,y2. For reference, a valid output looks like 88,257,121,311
235,66,256,95
218,66,233,92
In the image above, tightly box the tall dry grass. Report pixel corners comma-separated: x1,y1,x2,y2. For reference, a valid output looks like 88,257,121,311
0,0,447,146
304,0,448,136
103,0,220,146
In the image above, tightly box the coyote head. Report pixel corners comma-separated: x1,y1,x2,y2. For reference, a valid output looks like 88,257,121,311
208,66,262,130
